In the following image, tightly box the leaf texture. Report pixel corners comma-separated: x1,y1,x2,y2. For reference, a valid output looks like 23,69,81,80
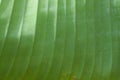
0,0,120,80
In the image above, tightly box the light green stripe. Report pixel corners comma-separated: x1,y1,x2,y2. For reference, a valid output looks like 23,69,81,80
4,0,38,80
0,0,14,56
45,0,66,80
80,0,96,80
100,0,112,80
22,0,49,80
35,0,57,79
0,0,27,79
70,0,87,80
110,0,120,80
59,0,76,80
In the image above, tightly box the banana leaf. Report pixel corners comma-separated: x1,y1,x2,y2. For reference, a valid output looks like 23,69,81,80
0,0,120,80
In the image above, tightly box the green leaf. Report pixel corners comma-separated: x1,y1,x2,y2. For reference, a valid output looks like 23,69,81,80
0,0,120,80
